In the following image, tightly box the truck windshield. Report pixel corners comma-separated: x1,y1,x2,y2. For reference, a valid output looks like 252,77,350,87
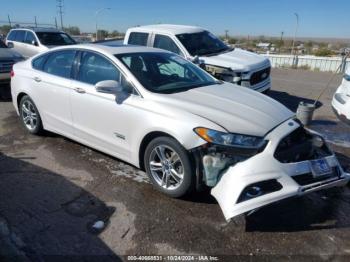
116,52,219,94
36,32,76,46
176,31,231,56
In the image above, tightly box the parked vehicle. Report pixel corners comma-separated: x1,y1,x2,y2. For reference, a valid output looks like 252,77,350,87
11,44,349,220
124,24,271,93
6,27,76,58
0,40,24,83
332,67,350,124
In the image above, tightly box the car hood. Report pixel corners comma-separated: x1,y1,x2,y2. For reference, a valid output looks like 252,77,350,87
0,48,24,60
200,48,269,71
154,83,294,137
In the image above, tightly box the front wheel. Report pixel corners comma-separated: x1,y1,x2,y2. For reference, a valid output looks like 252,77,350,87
144,137,195,198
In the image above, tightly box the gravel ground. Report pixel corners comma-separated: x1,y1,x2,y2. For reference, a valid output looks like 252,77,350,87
0,69,350,261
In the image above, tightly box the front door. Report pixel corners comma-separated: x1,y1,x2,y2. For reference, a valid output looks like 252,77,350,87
70,51,139,160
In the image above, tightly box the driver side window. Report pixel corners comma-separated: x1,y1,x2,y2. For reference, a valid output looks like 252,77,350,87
154,34,183,56
77,51,136,94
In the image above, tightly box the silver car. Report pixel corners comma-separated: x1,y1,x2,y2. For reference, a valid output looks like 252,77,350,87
6,27,76,58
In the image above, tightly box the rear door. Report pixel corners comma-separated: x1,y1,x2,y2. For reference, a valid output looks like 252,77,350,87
31,50,76,134
12,30,27,57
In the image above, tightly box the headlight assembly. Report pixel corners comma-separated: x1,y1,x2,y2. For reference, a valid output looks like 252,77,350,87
194,127,266,149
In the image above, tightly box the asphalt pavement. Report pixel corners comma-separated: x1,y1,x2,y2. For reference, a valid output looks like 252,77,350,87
0,69,350,261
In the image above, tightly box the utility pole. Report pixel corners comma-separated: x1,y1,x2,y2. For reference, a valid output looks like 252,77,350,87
225,30,229,41
279,31,284,53
57,0,64,29
7,14,12,27
291,13,299,55
34,16,37,27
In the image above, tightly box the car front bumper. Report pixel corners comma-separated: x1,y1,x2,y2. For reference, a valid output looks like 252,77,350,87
211,119,350,221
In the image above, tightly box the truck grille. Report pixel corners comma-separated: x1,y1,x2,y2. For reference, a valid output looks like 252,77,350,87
250,66,270,86
0,60,15,73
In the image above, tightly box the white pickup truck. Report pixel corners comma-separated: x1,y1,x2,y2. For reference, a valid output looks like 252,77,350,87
124,24,271,93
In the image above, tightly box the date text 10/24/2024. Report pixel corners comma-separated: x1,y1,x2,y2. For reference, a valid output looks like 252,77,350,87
127,255,220,261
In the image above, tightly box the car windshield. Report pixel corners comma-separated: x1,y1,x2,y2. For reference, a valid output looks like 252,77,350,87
176,31,232,56
0,40,7,48
36,32,76,46
116,52,219,94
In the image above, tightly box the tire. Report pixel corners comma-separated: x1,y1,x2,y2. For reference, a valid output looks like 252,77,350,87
19,95,43,135
144,136,195,198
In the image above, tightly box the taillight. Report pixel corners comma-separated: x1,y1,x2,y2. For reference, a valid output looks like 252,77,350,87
10,69,14,77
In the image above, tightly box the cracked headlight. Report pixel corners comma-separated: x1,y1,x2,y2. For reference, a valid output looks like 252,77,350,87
194,127,265,149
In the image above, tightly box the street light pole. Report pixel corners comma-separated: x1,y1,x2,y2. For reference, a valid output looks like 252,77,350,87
291,13,299,55
95,7,111,41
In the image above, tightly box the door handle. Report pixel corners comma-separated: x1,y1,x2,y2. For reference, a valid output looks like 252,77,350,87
74,87,86,94
33,76,41,82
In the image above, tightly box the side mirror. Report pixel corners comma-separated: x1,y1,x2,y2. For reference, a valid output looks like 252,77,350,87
7,42,14,48
95,80,123,94
191,55,200,64
31,40,38,46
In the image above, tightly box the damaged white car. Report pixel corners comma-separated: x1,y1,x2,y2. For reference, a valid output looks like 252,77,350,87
11,45,350,221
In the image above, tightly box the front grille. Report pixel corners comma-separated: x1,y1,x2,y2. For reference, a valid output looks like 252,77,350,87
274,127,332,163
292,167,340,186
0,60,15,73
250,66,270,86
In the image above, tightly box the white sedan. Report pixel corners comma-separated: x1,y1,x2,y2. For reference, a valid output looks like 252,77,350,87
332,66,350,124
11,44,350,221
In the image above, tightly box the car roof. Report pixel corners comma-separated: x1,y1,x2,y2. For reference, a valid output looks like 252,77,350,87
128,24,205,35
10,27,62,33
51,43,171,55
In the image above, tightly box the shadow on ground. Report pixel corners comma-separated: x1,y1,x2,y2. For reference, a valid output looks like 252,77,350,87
0,152,121,261
0,84,12,102
268,90,322,112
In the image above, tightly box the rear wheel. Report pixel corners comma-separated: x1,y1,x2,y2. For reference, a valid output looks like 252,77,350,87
19,95,43,135
144,136,195,198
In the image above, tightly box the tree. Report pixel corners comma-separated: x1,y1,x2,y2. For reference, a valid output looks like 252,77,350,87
0,25,12,35
109,30,120,37
314,48,334,57
64,26,80,35
97,29,108,40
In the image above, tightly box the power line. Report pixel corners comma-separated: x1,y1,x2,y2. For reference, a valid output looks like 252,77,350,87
56,0,64,29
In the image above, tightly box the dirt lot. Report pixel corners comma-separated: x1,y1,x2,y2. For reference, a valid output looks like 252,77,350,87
0,69,350,261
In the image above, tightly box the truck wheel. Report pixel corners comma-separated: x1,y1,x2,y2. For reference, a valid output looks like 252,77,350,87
144,136,195,198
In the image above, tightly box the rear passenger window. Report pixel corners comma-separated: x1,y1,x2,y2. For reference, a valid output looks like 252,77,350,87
7,31,17,41
78,52,120,85
154,34,182,56
14,30,26,42
43,50,76,78
128,32,148,46
24,32,36,44
32,55,48,70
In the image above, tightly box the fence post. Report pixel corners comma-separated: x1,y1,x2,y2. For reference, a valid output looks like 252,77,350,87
292,55,299,69
340,53,347,74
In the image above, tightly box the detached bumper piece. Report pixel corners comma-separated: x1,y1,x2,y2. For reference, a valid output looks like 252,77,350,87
211,119,350,221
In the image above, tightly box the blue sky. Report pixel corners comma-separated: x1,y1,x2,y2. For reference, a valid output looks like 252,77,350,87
1,0,349,38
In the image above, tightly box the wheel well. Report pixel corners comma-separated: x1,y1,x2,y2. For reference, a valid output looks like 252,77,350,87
17,92,27,109
138,131,174,171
